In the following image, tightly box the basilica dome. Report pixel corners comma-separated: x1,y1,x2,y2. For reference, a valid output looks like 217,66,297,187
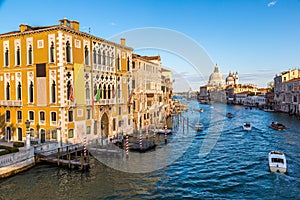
208,65,224,87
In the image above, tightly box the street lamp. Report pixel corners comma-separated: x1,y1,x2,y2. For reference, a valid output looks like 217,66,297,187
25,120,31,149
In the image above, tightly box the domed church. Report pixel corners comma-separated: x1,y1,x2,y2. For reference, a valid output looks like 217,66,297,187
208,64,225,88
226,71,239,85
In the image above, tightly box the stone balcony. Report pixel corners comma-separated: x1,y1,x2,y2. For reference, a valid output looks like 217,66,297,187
0,100,22,107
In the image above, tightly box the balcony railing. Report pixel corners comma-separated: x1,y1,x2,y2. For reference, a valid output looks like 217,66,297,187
0,100,22,107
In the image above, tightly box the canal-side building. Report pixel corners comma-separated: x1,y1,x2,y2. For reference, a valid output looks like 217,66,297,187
0,19,133,144
132,54,163,131
274,69,300,114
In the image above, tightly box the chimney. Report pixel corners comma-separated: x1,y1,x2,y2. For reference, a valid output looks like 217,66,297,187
120,38,126,46
19,24,28,33
71,20,80,31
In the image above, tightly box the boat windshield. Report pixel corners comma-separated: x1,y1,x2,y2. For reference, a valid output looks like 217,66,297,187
271,158,284,164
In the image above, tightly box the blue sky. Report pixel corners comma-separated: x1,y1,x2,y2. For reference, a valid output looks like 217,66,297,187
1,0,300,91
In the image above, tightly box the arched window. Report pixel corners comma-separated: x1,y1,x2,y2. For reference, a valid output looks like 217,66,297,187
6,82,10,100
94,83,97,96
127,56,130,71
117,54,120,70
29,81,34,103
16,46,20,66
103,85,107,99
66,41,71,63
102,50,106,65
97,49,101,64
67,81,71,100
17,82,22,100
108,85,111,99
5,48,9,66
50,42,55,63
84,45,89,65
86,87,90,100
93,48,97,64
51,80,56,103
28,45,33,65
110,53,114,66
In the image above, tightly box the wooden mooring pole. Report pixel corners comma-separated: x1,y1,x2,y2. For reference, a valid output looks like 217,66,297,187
57,148,60,166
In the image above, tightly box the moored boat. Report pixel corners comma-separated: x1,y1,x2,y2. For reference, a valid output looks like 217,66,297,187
268,151,287,173
270,122,286,130
194,122,204,131
243,122,252,131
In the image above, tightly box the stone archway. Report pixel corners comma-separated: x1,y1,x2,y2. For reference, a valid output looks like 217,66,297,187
100,113,109,137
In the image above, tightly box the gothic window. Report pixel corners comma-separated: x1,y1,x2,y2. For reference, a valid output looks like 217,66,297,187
108,85,111,99
86,87,90,100
51,80,56,103
50,42,55,63
94,83,97,96
67,81,71,100
103,85,107,99
93,48,97,64
5,48,9,66
66,41,71,63
28,45,33,65
17,82,22,100
98,49,101,64
84,45,89,66
6,82,10,100
29,81,34,103
102,50,106,65
117,55,120,70
117,84,121,98
16,46,20,66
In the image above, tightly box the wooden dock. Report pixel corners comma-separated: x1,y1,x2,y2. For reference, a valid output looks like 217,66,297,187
35,144,90,170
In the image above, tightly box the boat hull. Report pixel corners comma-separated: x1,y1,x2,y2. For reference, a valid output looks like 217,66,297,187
269,165,287,173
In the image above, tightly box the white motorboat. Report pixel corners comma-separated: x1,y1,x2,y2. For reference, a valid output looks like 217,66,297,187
268,151,287,173
195,123,204,131
243,122,252,131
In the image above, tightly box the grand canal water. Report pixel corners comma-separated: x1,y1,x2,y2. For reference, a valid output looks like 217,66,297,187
1,100,300,199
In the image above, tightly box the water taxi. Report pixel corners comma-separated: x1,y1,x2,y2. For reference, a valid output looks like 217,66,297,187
243,122,252,131
194,123,204,131
270,122,286,130
268,151,287,173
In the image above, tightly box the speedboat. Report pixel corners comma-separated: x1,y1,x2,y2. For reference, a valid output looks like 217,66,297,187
268,151,287,173
195,123,204,131
270,122,286,130
226,112,233,118
243,122,252,131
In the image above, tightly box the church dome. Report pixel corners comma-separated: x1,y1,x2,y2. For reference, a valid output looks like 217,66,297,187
226,72,235,82
208,65,224,87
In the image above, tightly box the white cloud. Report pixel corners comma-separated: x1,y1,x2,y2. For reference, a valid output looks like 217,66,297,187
268,1,277,7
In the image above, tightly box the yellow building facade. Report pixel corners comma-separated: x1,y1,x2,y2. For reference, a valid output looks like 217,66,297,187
0,19,133,144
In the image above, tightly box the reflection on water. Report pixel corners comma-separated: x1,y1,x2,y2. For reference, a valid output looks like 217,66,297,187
1,101,300,199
